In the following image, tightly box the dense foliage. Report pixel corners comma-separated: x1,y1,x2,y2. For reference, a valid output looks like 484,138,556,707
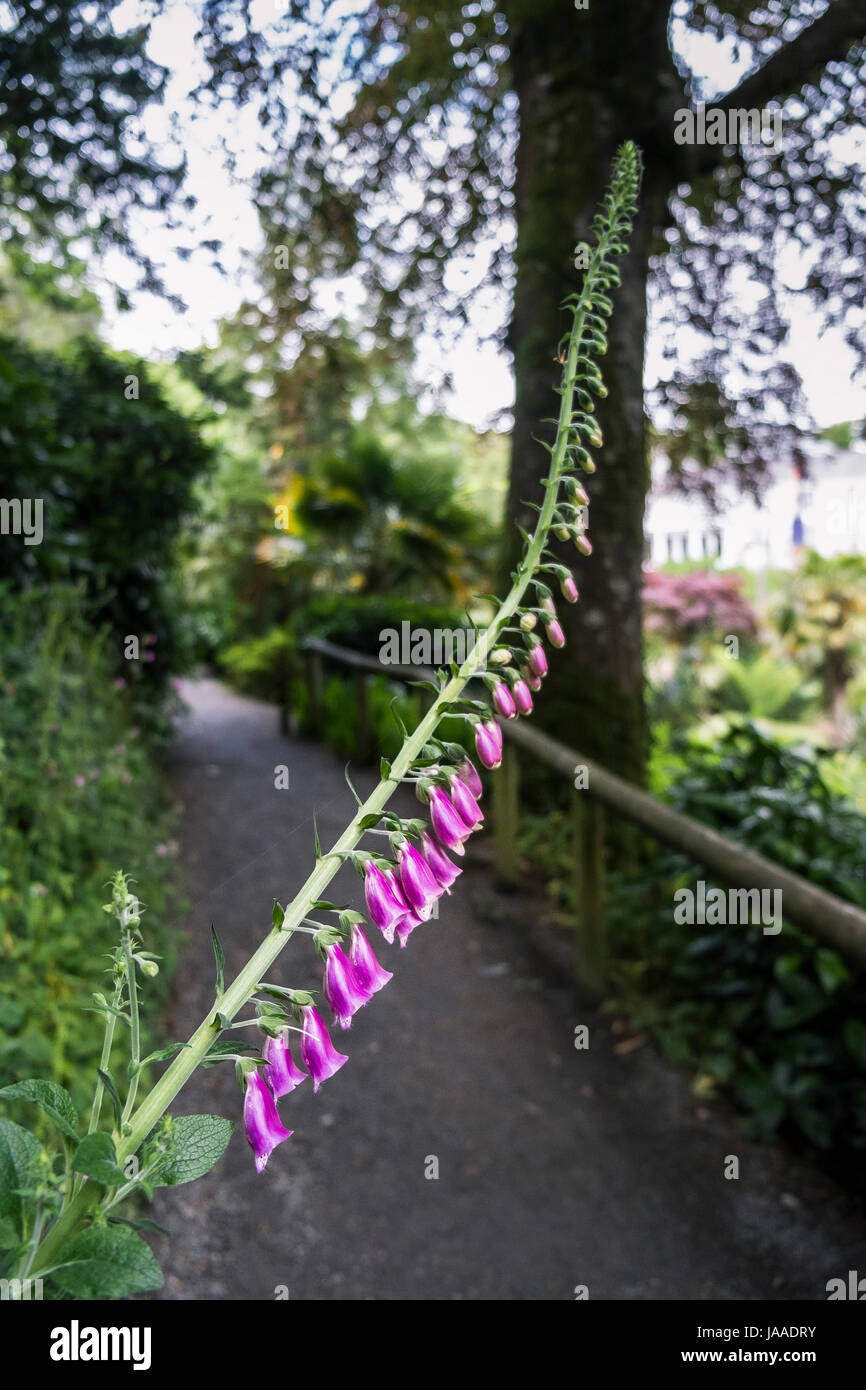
0,335,212,695
0,587,177,1113
521,724,866,1158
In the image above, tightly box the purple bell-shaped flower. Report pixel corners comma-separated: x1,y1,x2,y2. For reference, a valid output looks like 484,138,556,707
349,923,393,996
262,1032,308,1099
244,1069,292,1174
450,775,483,829
364,860,410,943
428,786,473,855
299,1004,349,1092
398,840,442,917
323,942,367,1030
421,831,462,891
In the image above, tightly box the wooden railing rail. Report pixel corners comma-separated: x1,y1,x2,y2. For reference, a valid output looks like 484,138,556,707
299,636,866,988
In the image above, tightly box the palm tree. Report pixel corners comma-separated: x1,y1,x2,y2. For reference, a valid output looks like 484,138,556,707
284,430,493,604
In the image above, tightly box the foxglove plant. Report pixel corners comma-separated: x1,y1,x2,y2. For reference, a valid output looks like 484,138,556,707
0,145,640,1299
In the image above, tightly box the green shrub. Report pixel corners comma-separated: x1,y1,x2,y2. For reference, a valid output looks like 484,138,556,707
288,593,467,654
218,595,472,760
0,585,177,1112
219,628,298,701
0,335,212,698
520,723,866,1157
709,652,820,723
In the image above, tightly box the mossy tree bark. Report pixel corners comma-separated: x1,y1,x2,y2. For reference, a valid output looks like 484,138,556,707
504,0,681,787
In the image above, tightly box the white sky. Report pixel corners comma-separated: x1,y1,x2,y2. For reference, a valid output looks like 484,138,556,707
98,2,866,432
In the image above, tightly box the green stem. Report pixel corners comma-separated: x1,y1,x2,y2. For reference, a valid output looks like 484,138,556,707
101,1156,164,1214
87,976,122,1136
121,923,142,1127
19,1202,45,1282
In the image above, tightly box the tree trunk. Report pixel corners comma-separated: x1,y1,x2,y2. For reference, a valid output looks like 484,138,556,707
505,0,679,787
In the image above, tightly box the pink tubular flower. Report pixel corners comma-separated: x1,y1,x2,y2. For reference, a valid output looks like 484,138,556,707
457,757,483,800
398,841,442,917
421,831,462,891
324,943,367,1029
528,642,548,678
299,1005,348,1092
349,924,393,996
450,775,483,830
364,860,410,943
547,620,566,648
428,786,473,855
244,1070,292,1174
263,1032,308,1099
492,681,517,720
396,907,425,949
521,665,542,693
475,720,502,771
561,574,579,603
512,677,534,715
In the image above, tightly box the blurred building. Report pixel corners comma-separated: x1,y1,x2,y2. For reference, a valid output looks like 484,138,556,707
645,437,866,570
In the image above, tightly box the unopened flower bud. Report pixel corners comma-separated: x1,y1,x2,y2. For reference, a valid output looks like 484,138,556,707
575,534,593,556
561,574,579,603
492,681,517,720
528,643,548,678
567,479,590,507
474,720,502,771
519,612,537,632
512,678,533,715
490,647,512,666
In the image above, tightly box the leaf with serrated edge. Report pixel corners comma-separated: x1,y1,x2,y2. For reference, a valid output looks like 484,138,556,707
52,1223,163,1299
0,1080,78,1142
151,1114,233,1187
0,1119,43,1243
71,1132,125,1186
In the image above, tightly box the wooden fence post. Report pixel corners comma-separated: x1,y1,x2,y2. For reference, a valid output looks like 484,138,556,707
356,671,372,762
306,648,323,738
492,742,520,887
572,795,608,993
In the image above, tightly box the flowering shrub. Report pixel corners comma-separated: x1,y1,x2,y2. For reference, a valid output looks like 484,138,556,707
643,567,757,643
0,146,640,1299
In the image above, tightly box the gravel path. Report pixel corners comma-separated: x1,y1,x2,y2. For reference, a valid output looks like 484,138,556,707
150,678,865,1301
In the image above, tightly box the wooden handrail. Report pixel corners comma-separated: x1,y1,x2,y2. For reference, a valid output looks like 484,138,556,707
300,636,866,976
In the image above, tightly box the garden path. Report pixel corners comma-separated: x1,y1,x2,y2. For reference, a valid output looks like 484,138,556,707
151,678,863,1300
